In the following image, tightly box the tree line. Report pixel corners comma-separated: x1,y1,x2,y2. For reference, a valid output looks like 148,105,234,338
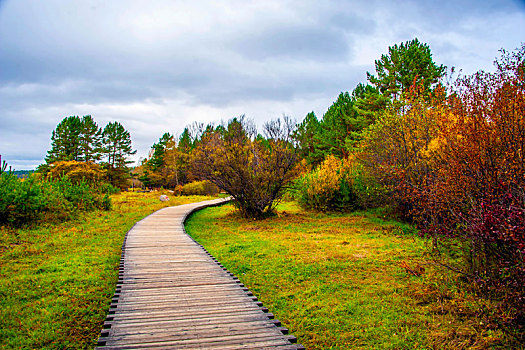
0,117,135,227
38,116,136,189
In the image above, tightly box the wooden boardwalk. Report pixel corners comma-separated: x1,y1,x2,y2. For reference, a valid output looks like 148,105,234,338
97,198,304,349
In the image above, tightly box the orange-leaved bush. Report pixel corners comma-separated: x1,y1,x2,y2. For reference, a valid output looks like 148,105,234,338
294,154,360,212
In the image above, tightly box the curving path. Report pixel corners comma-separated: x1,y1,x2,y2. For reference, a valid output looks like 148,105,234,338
96,198,304,349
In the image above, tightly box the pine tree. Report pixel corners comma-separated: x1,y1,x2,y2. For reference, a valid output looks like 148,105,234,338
45,116,82,164
101,122,136,188
102,122,136,168
367,38,445,101
178,128,193,154
79,115,102,162
148,133,173,171
293,111,321,164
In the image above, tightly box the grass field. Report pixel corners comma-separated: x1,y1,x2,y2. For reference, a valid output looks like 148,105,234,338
185,202,519,349
0,191,216,349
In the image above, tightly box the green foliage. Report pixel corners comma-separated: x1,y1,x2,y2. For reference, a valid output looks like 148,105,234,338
294,38,445,169
139,132,190,188
45,116,83,163
294,155,360,212
101,121,136,169
292,111,321,164
181,181,220,196
79,115,103,162
148,133,173,171
45,115,102,164
367,38,446,101
101,121,136,189
41,116,136,190
0,167,112,227
178,128,193,153
99,182,120,195
315,92,356,160
0,172,47,226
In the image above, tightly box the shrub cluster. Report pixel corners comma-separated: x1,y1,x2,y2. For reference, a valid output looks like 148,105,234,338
294,155,359,211
360,46,525,333
0,167,111,227
293,155,384,212
181,181,220,196
191,116,297,218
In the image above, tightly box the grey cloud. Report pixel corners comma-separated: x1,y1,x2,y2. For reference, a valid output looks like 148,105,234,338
233,25,351,62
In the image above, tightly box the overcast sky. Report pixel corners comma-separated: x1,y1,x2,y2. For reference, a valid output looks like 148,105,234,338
1,0,524,170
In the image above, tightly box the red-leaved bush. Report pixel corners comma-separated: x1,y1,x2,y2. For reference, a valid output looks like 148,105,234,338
362,44,525,334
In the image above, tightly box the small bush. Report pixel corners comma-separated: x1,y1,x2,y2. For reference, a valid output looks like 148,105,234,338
181,181,220,196
294,155,360,212
98,182,120,195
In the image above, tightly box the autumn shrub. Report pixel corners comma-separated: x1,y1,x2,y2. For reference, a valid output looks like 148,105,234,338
294,155,360,212
191,116,297,219
423,47,525,333
362,45,525,334
360,83,444,219
181,180,220,196
47,160,105,185
172,185,183,196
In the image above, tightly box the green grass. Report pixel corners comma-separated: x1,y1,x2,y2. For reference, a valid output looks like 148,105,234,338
185,202,519,349
0,191,217,349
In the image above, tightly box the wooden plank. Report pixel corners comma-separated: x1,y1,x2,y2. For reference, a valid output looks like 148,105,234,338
101,322,287,344
97,333,297,349
108,303,266,319
105,311,275,328
104,313,279,330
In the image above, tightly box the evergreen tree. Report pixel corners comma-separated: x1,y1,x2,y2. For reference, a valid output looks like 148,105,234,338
79,115,102,162
315,92,359,160
367,38,445,101
352,83,389,124
45,116,82,164
148,133,173,171
45,115,103,165
101,122,136,188
178,128,193,154
293,111,321,164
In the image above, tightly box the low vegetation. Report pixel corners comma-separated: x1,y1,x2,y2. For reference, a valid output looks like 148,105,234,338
181,180,220,196
0,163,113,227
0,191,217,348
186,202,522,349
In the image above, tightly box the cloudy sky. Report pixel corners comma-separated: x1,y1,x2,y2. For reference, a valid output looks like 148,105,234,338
1,0,524,169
